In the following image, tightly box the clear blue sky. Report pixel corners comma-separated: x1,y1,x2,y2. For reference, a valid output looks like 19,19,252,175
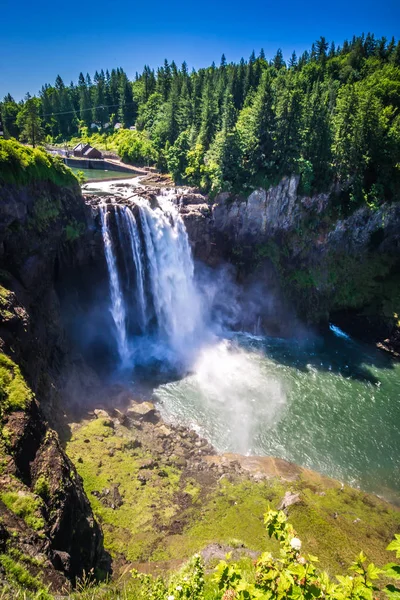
1,0,399,100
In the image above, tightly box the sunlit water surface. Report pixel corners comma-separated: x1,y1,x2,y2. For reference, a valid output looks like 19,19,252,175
153,330,400,502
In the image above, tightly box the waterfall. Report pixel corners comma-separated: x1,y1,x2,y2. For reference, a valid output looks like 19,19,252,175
137,193,202,358
100,192,204,369
99,205,130,365
121,206,147,332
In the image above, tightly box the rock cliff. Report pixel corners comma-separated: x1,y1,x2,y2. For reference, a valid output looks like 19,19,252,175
180,176,400,342
0,180,107,591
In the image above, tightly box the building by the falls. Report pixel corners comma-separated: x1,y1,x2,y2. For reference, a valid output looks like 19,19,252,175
73,143,102,159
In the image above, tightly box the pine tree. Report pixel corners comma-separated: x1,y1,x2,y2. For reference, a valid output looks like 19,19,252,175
273,49,286,70
177,79,192,132
274,73,303,174
78,72,91,127
16,97,44,146
161,59,172,100
237,70,275,177
0,94,20,138
93,76,108,126
244,51,256,96
331,84,359,183
205,92,242,192
118,72,135,127
316,37,329,63
288,51,298,68
392,41,400,66
197,80,218,148
54,75,76,137
300,82,332,188
164,78,180,144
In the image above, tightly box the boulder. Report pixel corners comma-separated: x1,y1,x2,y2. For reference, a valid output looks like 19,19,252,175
278,491,301,511
127,401,156,421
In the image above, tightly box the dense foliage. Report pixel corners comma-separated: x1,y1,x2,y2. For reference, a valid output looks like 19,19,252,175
1,34,400,200
0,139,78,186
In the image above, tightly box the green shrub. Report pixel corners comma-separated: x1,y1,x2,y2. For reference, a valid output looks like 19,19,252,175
115,130,158,166
75,170,86,185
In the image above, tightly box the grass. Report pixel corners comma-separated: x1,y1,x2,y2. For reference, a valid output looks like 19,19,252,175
0,553,49,594
66,418,183,562
66,417,400,575
0,139,78,187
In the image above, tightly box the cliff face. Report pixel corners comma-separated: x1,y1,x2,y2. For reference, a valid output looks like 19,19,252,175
180,176,400,338
0,181,106,590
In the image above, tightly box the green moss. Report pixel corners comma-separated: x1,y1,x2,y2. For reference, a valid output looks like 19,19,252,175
66,419,182,562
286,483,399,574
0,285,14,322
0,491,45,531
33,476,50,502
65,219,85,242
0,138,78,188
0,285,11,301
158,477,285,562
29,195,61,232
0,353,33,415
0,442,8,474
7,547,45,568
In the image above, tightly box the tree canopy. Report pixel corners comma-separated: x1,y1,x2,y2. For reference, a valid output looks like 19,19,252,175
2,34,400,203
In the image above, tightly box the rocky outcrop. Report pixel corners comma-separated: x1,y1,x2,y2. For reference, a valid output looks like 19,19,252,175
180,177,400,340
1,389,104,587
212,176,305,240
177,190,218,265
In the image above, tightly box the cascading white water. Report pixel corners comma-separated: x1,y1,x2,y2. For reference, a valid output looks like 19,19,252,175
136,191,204,363
99,205,130,364
121,206,148,332
100,191,206,368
